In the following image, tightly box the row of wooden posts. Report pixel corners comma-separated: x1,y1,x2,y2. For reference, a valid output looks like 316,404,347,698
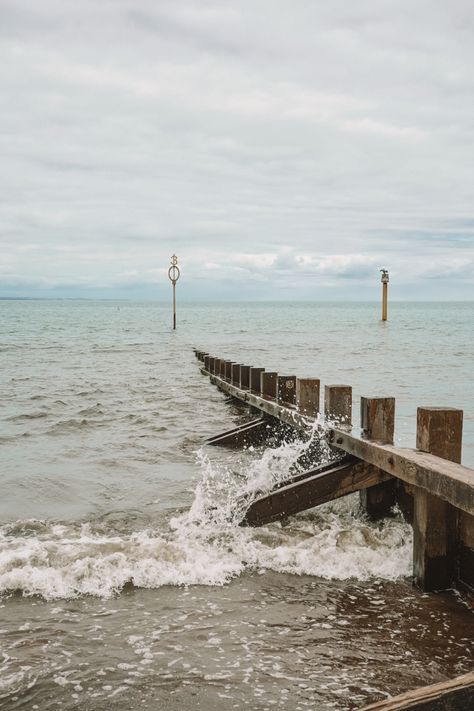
194,348,474,597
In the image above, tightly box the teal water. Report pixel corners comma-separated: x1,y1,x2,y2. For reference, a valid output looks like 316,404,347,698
0,300,473,710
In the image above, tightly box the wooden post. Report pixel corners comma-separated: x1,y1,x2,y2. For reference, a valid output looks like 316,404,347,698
296,378,320,417
324,385,352,426
240,365,251,390
278,376,296,407
225,361,234,382
413,407,463,591
231,364,241,387
214,358,221,375
204,355,210,372
261,372,278,400
359,397,396,519
219,359,226,379
209,356,215,374
250,367,265,395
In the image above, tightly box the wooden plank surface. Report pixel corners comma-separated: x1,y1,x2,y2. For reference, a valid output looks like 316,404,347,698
359,671,474,710
241,459,389,526
203,370,474,517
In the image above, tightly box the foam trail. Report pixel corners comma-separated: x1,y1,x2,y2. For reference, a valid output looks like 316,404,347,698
0,427,413,600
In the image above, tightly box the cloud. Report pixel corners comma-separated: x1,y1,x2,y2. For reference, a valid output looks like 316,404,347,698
0,0,473,299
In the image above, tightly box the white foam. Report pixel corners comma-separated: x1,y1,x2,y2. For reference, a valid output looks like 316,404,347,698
0,429,413,600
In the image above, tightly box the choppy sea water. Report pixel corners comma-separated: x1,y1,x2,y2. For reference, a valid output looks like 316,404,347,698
0,300,473,710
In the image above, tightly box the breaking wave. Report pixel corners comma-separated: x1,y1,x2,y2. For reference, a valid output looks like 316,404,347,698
0,426,413,600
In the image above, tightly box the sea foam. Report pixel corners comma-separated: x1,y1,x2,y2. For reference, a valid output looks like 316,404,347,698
0,429,413,600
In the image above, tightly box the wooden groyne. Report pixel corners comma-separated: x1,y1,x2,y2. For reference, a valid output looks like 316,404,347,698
194,349,474,597
195,348,474,710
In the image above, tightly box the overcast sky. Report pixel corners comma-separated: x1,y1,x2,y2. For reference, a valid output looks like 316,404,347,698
1,0,474,300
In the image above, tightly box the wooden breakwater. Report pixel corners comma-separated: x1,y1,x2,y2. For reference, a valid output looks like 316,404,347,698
195,349,474,711
194,349,474,596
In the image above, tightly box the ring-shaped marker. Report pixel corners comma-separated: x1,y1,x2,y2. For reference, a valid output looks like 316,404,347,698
168,265,180,282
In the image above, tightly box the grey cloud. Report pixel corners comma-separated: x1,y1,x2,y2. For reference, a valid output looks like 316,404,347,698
0,0,473,299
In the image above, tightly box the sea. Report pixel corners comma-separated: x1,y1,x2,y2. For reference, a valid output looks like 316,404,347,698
0,299,473,710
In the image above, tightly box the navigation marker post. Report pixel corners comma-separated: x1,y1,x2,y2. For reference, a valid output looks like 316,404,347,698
380,269,389,321
168,254,180,330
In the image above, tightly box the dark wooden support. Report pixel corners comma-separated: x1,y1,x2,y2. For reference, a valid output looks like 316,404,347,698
219,359,226,379
359,670,474,711
205,418,275,449
225,361,234,382
261,371,278,400
324,385,352,426
278,376,297,407
296,378,320,417
360,397,396,519
413,407,463,592
459,511,474,590
240,365,251,390
204,355,210,371
241,458,389,527
209,356,215,374
231,363,241,387
250,367,265,395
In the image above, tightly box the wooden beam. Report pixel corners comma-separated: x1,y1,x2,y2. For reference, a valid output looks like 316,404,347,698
360,397,396,520
204,372,474,517
413,408,462,591
205,418,275,449
241,458,389,526
359,671,474,710
327,428,474,518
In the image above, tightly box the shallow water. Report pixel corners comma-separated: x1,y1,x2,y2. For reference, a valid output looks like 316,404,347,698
0,300,473,709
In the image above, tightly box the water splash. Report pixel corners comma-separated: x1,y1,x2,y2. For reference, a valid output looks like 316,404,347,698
0,426,413,600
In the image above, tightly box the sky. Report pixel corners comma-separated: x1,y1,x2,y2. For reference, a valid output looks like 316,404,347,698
1,0,474,300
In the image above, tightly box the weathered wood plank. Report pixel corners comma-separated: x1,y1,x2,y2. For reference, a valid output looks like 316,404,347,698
359,671,474,710
203,371,474,517
328,429,474,517
241,459,389,526
205,418,275,449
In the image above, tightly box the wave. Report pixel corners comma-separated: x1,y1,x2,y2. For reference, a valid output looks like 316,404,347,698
0,426,412,600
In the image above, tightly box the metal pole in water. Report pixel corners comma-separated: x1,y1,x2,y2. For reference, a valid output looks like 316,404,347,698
380,269,389,321
168,254,180,330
